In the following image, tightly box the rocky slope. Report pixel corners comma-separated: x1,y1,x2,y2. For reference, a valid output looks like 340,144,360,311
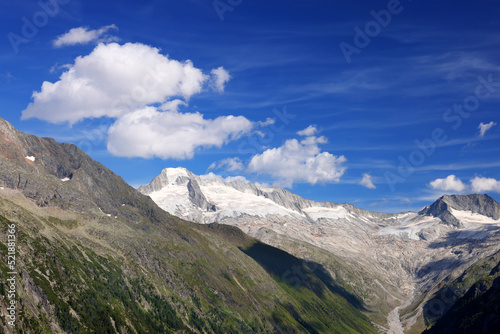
423,248,500,333
0,117,376,333
140,167,500,333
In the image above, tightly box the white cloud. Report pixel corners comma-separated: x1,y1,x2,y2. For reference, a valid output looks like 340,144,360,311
470,176,500,193
359,173,376,189
478,121,497,137
429,175,466,192
247,132,347,188
107,107,253,160
208,157,244,171
22,42,211,125
297,125,318,136
201,172,249,183
258,118,276,127
159,99,187,112
53,25,118,48
210,66,230,92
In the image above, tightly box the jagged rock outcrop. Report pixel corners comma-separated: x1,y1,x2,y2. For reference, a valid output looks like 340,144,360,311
419,194,500,228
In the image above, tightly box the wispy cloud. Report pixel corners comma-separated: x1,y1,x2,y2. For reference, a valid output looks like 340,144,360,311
359,173,376,189
478,121,497,137
53,25,119,47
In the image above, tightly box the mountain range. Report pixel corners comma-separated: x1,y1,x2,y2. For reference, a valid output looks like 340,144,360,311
0,116,499,333
139,167,500,333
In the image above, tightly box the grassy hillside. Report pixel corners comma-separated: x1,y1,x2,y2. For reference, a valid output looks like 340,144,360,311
0,117,377,333
0,192,376,333
422,249,500,334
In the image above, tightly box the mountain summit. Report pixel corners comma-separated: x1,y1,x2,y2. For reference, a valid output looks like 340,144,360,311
419,194,500,227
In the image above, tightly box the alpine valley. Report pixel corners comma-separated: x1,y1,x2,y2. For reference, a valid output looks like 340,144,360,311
139,167,500,333
1,116,499,333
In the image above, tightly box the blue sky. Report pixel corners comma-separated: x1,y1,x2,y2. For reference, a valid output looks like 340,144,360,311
1,0,500,213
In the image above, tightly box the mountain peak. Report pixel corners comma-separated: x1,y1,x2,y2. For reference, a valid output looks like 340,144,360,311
419,194,500,227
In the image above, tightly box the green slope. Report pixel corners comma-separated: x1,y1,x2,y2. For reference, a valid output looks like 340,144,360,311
0,190,375,333
423,249,500,334
0,117,377,333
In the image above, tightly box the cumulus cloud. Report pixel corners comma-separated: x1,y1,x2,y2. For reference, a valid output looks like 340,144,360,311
208,157,244,172
22,42,212,125
429,175,466,192
427,175,500,194
297,125,318,137
107,107,253,159
159,99,187,112
478,121,497,137
359,173,376,189
53,25,118,48
470,176,500,193
247,130,347,188
210,66,231,92
200,173,250,183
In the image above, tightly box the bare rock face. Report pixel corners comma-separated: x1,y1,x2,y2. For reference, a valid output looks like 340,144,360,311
419,194,500,228
0,117,171,223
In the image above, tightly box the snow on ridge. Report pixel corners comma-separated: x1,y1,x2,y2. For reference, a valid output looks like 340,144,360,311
164,167,189,182
449,208,500,226
200,183,300,220
25,156,35,162
376,216,441,240
303,206,348,221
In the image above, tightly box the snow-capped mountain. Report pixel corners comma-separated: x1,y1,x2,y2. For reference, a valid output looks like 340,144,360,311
139,167,500,333
139,167,500,243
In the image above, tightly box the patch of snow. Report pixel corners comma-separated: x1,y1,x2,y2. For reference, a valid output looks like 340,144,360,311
201,183,300,221
61,177,71,182
0,187,4,190
149,183,193,217
450,208,500,226
304,206,348,221
165,167,189,182
107,214,111,217
25,156,35,162
122,204,125,207
377,216,440,240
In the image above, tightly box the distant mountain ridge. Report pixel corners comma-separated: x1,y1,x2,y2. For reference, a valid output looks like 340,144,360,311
140,167,500,333
138,167,393,223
